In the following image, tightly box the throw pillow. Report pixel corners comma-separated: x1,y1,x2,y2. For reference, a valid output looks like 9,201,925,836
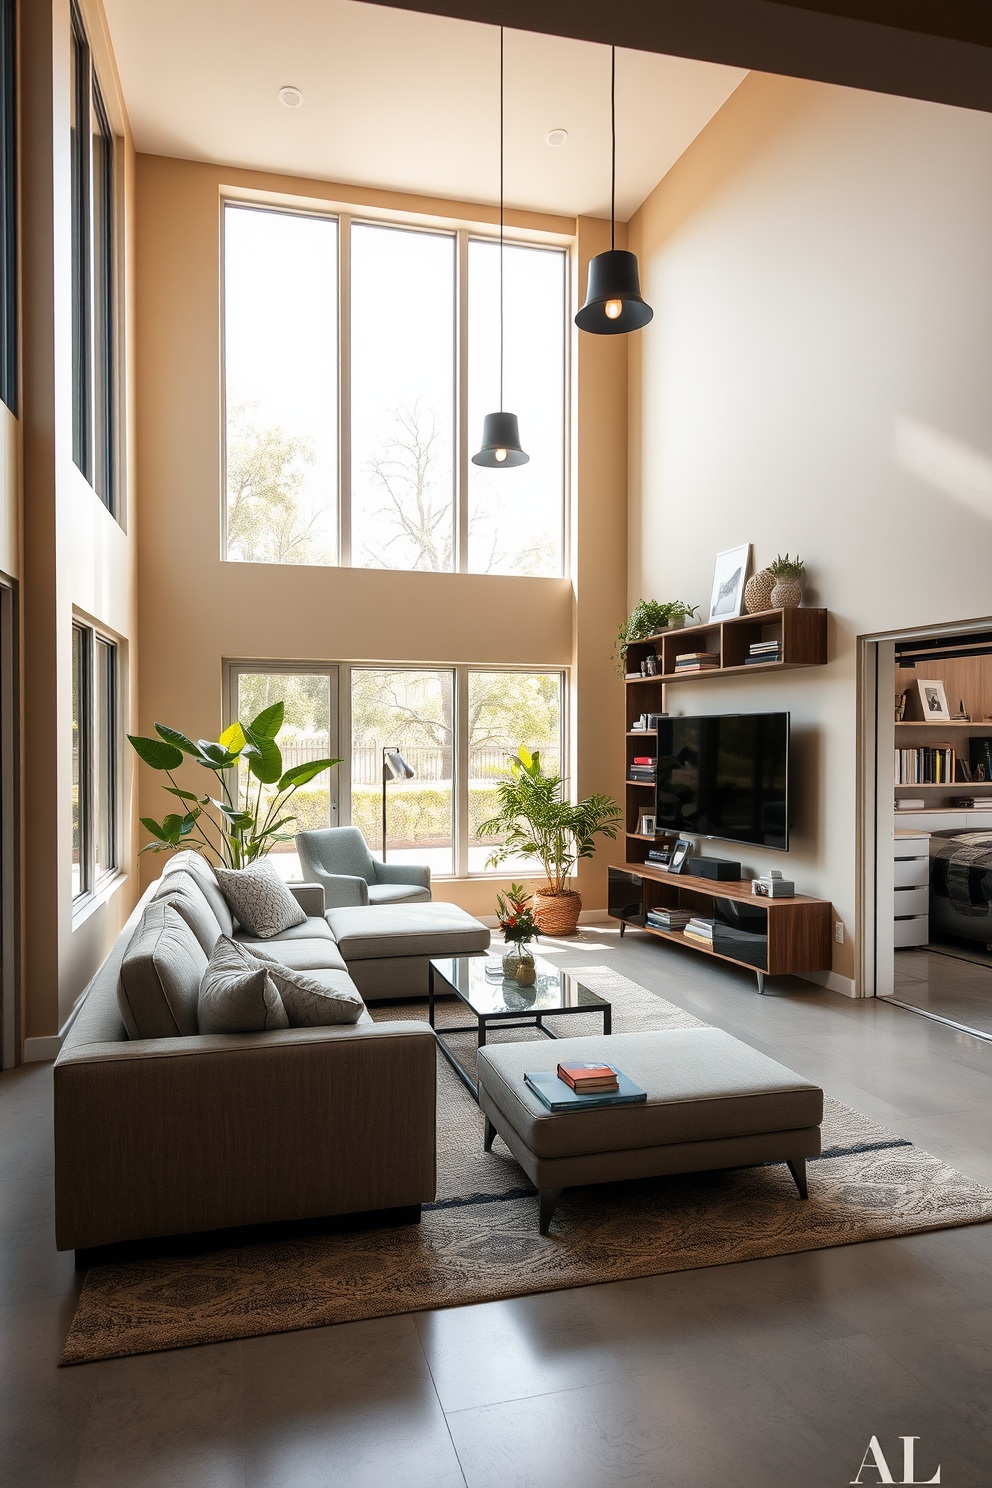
118,901,207,1039
247,950,365,1026
197,937,290,1035
153,872,223,955
213,858,307,939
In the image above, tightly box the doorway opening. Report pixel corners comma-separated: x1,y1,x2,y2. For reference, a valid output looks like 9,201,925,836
860,616,992,1041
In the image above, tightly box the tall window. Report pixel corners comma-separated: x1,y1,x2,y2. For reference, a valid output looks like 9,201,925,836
0,0,16,415
72,622,118,902
223,205,567,575
228,662,564,879
70,3,116,510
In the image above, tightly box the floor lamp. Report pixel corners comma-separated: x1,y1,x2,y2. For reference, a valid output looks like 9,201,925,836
382,747,415,861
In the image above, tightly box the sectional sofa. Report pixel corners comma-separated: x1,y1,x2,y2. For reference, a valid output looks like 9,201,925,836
53,851,489,1258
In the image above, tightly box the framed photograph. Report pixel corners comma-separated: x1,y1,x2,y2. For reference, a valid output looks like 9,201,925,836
915,678,950,722
708,543,752,622
669,839,692,875
638,811,656,837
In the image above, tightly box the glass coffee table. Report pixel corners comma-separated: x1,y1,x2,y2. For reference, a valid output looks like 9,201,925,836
428,953,612,1101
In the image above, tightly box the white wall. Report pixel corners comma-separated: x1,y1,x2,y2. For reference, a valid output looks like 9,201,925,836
629,71,992,989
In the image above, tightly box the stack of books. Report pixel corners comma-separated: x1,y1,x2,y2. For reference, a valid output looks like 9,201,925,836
746,640,781,665
894,746,956,784
683,917,715,946
674,652,720,673
557,1061,618,1093
951,797,992,810
524,1065,647,1112
647,907,691,931
628,755,657,783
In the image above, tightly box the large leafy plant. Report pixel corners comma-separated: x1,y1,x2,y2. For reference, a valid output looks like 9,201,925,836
129,702,341,866
477,747,622,896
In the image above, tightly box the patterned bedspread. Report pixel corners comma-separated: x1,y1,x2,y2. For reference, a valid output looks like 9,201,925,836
930,831,992,917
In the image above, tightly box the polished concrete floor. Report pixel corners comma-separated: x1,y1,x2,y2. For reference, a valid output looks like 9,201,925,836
3,925,992,1487
894,942,992,1037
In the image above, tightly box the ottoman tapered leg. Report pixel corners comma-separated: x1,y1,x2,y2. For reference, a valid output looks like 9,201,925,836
539,1188,562,1234
787,1157,808,1199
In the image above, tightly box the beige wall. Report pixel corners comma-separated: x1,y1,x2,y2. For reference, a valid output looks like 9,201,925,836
629,71,992,991
19,0,140,1052
134,157,626,918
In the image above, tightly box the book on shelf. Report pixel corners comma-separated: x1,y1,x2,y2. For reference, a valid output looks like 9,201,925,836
647,910,692,930
625,672,645,681
748,640,781,653
557,1062,619,1092
894,746,956,784
632,756,655,765
524,1069,646,1113
683,917,715,945
745,651,780,665
675,662,720,673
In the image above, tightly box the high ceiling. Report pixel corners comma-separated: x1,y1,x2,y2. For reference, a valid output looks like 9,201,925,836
102,0,746,220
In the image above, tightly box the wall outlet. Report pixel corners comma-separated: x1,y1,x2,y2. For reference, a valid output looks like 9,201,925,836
834,920,845,944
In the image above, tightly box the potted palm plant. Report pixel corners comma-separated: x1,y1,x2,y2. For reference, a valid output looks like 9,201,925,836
477,747,622,935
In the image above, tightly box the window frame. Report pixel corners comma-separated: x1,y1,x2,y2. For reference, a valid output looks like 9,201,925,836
224,659,567,879
221,201,570,577
70,0,119,515
72,619,120,908
0,0,16,415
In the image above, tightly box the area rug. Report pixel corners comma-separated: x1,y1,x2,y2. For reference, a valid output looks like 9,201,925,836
61,969,992,1365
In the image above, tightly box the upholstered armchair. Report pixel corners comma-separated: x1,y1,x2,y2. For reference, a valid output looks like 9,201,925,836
296,827,432,909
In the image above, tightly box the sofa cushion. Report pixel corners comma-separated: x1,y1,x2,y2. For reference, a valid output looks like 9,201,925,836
153,872,223,955
237,938,349,973
118,902,207,1039
214,859,308,939
234,915,335,944
477,1028,824,1161
198,937,290,1035
367,882,432,905
162,855,235,939
249,959,365,1027
325,903,490,961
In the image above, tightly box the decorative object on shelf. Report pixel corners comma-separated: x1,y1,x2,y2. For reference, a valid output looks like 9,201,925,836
645,712,666,729
913,677,951,722
743,567,774,614
381,747,416,860
688,857,742,881
708,544,752,621
768,553,805,609
953,699,971,721
477,746,622,936
472,27,529,470
614,599,699,679
643,653,658,676
895,691,908,722
668,839,692,875
638,811,656,837
128,702,340,866
495,882,539,981
575,46,653,336
752,870,795,898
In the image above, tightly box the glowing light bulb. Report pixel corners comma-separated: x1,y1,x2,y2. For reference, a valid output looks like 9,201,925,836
494,448,507,462
605,299,623,320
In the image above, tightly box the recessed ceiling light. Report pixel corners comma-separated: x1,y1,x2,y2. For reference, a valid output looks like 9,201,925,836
546,128,568,148
278,86,304,109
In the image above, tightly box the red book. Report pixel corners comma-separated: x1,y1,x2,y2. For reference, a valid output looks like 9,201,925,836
557,1062,620,1091
632,757,655,765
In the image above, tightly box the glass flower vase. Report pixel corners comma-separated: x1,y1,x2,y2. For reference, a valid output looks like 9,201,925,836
501,942,535,980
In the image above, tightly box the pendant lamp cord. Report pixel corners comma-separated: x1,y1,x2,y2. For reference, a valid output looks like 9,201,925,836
499,24,504,411
610,44,616,252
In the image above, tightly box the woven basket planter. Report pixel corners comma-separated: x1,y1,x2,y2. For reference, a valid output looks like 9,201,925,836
533,889,582,936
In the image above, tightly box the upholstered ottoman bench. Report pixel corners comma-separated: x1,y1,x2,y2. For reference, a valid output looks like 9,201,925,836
325,902,490,1000
476,1027,823,1233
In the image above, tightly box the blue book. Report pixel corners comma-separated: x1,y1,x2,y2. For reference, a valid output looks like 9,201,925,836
524,1068,647,1113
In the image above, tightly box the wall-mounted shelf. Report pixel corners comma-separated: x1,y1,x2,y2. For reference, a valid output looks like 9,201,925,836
895,720,989,730
623,607,826,684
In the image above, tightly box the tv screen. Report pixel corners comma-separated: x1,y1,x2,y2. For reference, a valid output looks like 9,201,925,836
655,713,790,851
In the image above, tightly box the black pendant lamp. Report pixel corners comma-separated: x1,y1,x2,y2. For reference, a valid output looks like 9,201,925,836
473,26,529,468
575,46,653,336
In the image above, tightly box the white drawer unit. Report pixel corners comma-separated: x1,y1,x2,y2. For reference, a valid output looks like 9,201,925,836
893,831,928,948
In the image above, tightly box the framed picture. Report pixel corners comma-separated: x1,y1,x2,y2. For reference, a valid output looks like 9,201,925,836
638,811,656,837
708,543,752,622
915,678,950,722
669,839,692,875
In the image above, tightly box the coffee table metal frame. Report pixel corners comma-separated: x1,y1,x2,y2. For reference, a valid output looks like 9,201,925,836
428,955,612,1102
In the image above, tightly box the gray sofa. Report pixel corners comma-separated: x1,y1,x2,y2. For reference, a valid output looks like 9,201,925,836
53,851,461,1257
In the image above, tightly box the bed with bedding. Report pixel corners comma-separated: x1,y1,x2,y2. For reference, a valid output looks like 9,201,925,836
929,829,992,946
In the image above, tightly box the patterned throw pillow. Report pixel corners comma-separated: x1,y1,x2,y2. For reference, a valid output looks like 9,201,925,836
213,859,308,939
247,950,365,1026
198,937,290,1034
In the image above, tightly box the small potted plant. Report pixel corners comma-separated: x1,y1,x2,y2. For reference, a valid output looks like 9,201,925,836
495,883,539,983
614,599,699,679
768,554,805,609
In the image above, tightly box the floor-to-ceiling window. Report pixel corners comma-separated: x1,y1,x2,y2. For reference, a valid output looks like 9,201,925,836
72,622,119,903
222,203,568,576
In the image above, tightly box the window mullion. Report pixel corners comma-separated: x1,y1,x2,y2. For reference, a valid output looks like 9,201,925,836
455,665,469,877
338,214,352,567
456,230,469,574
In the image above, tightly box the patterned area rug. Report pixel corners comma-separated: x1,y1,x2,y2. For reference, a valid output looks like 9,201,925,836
62,969,992,1365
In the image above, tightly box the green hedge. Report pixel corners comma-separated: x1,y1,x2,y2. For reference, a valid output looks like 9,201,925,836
272,783,509,849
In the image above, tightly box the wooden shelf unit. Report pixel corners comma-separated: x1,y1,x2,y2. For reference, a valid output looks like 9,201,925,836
608,862,832,994
623,607,826,685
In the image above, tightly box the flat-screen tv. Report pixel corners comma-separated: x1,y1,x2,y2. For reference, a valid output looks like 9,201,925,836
655,713,790,851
